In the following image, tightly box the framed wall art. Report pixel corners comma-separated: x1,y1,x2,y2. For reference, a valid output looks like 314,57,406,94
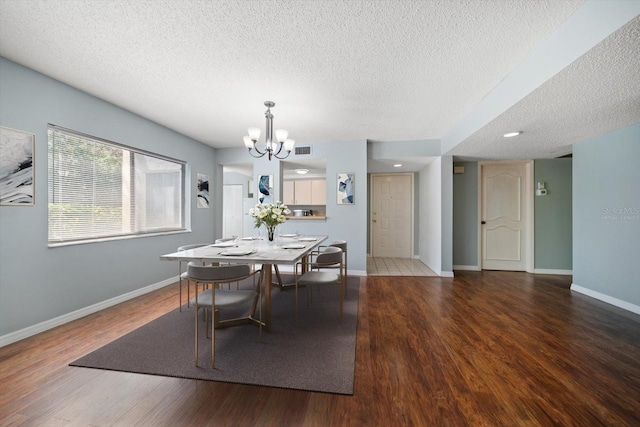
258,174,273,204
196,173,210,208
0,126,35,206
337,172,354,205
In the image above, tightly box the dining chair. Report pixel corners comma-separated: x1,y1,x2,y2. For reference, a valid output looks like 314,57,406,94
188,264,263,368
177,243,210,311
294,246,344,323
312,240,348,297
213,237,257,289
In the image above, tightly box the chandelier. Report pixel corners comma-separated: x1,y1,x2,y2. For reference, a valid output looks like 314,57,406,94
243,101,295,160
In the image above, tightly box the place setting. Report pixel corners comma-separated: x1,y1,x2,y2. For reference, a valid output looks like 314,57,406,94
280,243,307,250
210,241,236,248
218,247,256,256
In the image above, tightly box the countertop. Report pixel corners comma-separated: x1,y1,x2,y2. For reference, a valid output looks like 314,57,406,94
285,215,326,220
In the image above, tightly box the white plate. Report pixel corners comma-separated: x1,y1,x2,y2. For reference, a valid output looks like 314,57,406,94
219,249,254,256
210,242,235,247
282,244,306,249
240,236,260,240
297,237,317,241
280,233,297,238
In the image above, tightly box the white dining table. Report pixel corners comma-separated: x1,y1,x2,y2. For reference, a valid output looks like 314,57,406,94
160,235,328,331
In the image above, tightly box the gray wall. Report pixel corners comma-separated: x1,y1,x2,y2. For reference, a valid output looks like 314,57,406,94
534,159,572,270
0,57,217,338
452,162,479,267
573,123,640,307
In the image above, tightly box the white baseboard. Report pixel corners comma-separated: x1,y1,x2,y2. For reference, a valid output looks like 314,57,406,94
440,271,454,278
534,268,573,275
453,265,481,271
452,265,571,275
571,284,640,316
0,276,177,348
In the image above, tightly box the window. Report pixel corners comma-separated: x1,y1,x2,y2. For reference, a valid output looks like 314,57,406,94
48,125,186,245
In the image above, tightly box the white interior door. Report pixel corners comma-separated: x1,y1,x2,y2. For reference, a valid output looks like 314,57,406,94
371,173,413,258
223,184,243,239
481,162,531,271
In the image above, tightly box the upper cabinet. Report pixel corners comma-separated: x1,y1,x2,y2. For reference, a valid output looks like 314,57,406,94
283,180,295,205
284,179,326,205
311,180,326,205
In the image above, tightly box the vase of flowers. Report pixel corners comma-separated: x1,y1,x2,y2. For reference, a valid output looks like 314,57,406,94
248,201,291,241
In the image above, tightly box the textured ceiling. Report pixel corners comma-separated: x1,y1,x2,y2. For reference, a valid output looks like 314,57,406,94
450,15,640,160
0,0,638,162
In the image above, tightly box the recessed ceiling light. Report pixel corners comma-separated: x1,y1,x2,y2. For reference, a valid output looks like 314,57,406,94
503,131,522,138
295,168,309,175
393,164,402,168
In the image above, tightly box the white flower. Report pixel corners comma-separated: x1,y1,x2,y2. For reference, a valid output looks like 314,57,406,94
249,200,289,229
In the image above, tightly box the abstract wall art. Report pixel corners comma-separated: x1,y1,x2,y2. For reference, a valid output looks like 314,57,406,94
196,173,210,208
0,126,35,206
258,174,273,204
337,172,354,205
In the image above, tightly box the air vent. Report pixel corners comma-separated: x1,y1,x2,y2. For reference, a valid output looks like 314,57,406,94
294,146,312,156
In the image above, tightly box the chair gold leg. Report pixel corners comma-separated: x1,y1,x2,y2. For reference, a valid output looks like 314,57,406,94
187,277,191,309
179,263,183,311
339,275,343,318
211,308,216,369
194,301,199,366
211,288,216,369
344,253,348,297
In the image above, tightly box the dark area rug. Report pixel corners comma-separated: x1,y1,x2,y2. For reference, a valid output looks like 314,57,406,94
70,276,359,395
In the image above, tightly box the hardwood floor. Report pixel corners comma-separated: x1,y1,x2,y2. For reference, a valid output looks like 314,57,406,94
1,271,639,426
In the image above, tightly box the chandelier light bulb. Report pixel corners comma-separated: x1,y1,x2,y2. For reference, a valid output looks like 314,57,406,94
248,127,261,141
275,129,288,143
283,139,295,152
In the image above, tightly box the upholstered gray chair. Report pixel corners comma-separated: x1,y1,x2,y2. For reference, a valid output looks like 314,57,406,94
188,264,263,368
295,246,344,322
313,240,348,296
328,240,348,296
177,243,210,311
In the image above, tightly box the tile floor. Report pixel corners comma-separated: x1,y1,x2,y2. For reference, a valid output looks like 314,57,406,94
367,257,438,276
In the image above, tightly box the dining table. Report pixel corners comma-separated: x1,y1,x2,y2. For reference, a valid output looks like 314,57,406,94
160,234,328,331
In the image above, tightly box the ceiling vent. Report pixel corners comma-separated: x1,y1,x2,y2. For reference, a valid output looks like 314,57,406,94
294,145,312,156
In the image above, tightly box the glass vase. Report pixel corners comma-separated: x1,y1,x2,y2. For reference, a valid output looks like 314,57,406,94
266,226,276,242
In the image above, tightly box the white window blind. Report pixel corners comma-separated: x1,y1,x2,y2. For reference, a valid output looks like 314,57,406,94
48,125,186,245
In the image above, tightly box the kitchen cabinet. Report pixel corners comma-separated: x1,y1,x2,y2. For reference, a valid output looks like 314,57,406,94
283,179,326,205
311,180,326,204
294,180,312,204
283,180,295,205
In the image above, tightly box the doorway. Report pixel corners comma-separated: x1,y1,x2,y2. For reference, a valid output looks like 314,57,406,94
370,173,414,258
222,184,243,239
479,161,533,271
